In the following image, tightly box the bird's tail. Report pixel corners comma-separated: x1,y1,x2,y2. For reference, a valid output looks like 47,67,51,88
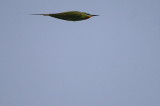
31,14,50,16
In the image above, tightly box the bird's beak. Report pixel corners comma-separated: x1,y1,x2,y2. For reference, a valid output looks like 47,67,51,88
91,15,99,16
87,14,99,19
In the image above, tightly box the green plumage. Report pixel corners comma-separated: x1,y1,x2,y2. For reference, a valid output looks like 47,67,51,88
32,11,98,21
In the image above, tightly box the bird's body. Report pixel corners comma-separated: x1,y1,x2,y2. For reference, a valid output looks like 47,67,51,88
32,11,98,21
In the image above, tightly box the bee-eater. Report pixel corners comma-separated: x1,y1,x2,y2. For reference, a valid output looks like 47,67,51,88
32,11,98,21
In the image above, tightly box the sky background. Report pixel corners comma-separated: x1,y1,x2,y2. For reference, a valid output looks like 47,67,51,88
0,0,160,106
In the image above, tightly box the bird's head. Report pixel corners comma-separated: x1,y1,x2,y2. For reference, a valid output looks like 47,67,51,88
83,12,99,19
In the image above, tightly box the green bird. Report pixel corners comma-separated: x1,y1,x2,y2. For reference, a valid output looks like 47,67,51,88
32,11,98,21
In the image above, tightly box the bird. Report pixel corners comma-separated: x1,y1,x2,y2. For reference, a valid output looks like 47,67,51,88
31,11,98,21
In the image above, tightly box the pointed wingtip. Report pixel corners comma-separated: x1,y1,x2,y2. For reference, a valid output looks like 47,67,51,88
30,14,50,16
30,14,43,15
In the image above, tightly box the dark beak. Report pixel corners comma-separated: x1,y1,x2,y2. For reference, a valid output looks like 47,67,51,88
91,15,99,16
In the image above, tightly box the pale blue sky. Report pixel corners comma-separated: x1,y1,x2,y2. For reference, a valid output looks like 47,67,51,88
0,0,160,106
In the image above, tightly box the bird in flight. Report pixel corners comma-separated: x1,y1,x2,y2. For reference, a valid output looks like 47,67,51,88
31,11,98,21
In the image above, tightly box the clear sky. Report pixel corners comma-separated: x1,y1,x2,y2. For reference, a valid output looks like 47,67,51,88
0,0,160,106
